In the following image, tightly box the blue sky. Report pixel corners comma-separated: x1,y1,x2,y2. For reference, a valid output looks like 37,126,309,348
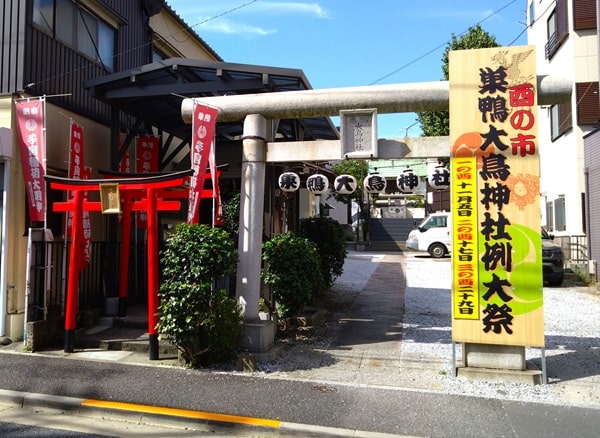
166,0,528,137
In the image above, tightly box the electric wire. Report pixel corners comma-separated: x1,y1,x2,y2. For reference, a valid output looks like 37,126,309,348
369,0,521,85
25,0,258,90
29,0,582,137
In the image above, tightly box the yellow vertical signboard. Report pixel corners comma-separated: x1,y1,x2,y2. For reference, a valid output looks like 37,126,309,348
452,155,479,320
449,46,544,347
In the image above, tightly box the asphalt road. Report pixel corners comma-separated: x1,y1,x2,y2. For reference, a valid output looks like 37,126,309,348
0,352,598,437
0,421,108,438
1,251,599,436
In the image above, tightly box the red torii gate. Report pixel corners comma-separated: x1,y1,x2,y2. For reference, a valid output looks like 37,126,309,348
99,169,223,318
47,170,193,360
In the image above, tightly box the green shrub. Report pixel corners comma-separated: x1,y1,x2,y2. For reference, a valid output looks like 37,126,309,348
262,233,323,319
221,193,240,243
300,217,347,288
158,223,241,367
160,223,237,283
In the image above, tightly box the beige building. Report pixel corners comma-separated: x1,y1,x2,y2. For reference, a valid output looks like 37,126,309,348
0,1,220,341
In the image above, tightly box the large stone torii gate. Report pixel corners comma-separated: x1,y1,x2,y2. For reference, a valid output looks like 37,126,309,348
181,76,571,356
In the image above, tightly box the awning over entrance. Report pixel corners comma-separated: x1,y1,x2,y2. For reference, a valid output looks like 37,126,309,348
84,57,340,144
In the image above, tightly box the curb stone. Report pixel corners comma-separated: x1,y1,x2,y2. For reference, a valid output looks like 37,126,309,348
0,389,406,437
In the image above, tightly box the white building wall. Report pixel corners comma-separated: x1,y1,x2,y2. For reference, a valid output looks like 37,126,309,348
527,0,598,236
584,130,600,264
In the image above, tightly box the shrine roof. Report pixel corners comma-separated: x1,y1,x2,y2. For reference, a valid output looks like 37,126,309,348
84,58,340,143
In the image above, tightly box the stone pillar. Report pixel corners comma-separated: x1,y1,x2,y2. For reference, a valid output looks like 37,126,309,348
236,114,276,354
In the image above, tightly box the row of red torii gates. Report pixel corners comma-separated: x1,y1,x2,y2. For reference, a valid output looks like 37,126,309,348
46,168,220,359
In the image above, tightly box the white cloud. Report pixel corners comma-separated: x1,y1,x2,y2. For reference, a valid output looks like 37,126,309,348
179,1,329,36
404,7,500,23
193,1,330,18
198,17,276,36
252,2,330,18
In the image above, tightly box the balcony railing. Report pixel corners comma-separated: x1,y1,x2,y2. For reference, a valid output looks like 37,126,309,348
545,31,567,60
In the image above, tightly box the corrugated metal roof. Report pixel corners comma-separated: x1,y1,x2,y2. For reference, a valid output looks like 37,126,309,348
84,57,339,143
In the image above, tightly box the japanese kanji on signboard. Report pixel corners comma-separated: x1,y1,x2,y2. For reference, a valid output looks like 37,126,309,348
449,46,544,348
136,135,159,228
68,121,91,269
340,108,378,159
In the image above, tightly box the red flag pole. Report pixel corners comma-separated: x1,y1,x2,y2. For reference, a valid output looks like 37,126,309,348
209,140,217,227
42,97,48,228
118,192,132,316
64,189,83,353
146,188,159,360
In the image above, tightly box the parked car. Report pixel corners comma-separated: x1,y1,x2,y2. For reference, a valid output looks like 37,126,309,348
407,217,565,285
405,212,451,258
542,228,565,286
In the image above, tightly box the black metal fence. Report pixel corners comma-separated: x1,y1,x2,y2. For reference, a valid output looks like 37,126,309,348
555,235,589,265
27,241,115,323
26,239,235,324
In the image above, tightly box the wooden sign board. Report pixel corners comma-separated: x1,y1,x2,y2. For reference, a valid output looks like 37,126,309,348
449,46,544,347
99,183,122,214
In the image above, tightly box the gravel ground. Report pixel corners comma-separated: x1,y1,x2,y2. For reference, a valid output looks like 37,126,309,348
403,255,600,406
257,252,600,408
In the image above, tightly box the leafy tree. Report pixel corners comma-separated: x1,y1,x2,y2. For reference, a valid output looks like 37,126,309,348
331,159,369,240
417,24,499,136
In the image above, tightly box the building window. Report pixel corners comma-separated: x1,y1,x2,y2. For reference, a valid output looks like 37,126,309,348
581,192,586,234
576,82,600,125
573,0,597,30
33,0,54,32
528,1,534,27
550,102,572,140
32,0,116,72
545,0,568,59
555,196,566,232
152,47,167,63
546,201,554,231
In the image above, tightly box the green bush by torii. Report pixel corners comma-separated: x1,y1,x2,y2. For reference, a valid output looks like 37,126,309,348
262,233,323,319
300,217,347,288
157,223,241,367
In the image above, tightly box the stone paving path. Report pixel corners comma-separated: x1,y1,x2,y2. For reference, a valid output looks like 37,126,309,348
264,252,449,389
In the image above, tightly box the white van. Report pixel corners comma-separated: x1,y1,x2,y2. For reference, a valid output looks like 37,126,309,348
406,212,451,258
